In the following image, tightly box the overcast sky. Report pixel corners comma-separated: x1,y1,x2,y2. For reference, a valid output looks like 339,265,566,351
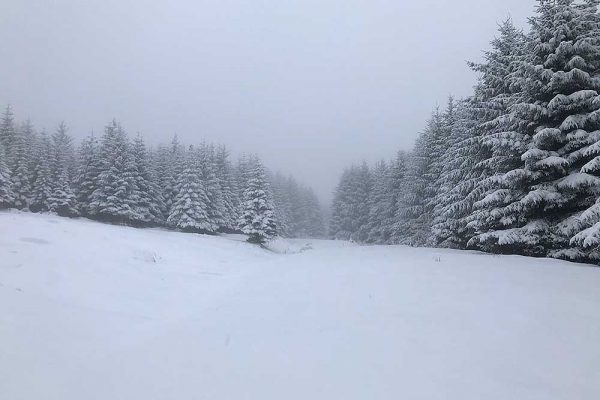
0,0,536,203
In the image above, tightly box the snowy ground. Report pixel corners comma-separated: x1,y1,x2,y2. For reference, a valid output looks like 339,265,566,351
1,211,599,400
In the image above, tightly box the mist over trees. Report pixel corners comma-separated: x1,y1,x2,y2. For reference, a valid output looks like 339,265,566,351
0,108,326,242
330,1,600,264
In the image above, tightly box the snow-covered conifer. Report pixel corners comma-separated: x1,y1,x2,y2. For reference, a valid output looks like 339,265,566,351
167,146,214,232
29,132,53,212
0,105,16,163
239,156,277,244
130,134,165,225
74,133,101,215
89,120,136,223
0,140,15,209
48,122,77,215
366,160,390,244
198,143,224,231
10,123,33,209
214,145,240,232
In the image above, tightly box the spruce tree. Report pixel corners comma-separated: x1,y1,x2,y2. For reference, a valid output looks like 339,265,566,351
473,1,600,260
89,120,136,223
198,144,224,231
239,156,277,244
167,146,214,232
366,160,390,244
10,124,33,209
48,169,77,216
214,145,240,232
29,132,53,212
0,140,15,209
48,122,77,216
270,172,293,237
394,111,446,246
431,99,481,248
0,105,16,164
74,133,101,215
130,134,165,225
303,188,325,238
163,134,184,215
464,19,530,253
384,151,408,244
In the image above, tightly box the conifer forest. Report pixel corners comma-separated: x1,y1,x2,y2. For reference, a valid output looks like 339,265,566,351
2,1,600,399
330,2,600,265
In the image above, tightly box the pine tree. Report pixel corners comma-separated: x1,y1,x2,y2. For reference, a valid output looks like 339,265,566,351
150,144,173,219
89,120,137,223
130,134,165,225
48,122,77,216
74,133,102,215
0,140,15,209
330,169,350,240
282,177,299,236
239,156,277,244
304,189,325,238
394,111,447,246
384,151,408,244
464,19,530,253
29,131,53,212
329,164,372,242
167,146,214,232
198,144,224,231
270,172,293,237
214,145,240,231
163,134,184,215
472,1,600,260
10,123,33,209
0,105,16,164
350,162,373,243
366,160,390,243
431,99,481,248
533,0,600,261
48,169,77,216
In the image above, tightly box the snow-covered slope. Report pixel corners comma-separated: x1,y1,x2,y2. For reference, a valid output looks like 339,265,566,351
1,211,599,400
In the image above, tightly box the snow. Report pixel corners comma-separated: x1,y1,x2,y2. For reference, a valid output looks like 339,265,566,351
1,211,600,400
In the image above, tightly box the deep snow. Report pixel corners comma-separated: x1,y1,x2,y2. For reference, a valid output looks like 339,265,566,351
1,211,599,400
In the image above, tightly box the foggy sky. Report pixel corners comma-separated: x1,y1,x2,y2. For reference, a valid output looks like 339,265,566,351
0,0,536,203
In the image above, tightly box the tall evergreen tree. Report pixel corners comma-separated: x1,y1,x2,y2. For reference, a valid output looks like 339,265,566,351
0,105,16,164
464,19,530,253
366,160,390,244
431,99,481,248
394,111,447,246
472,1,600,259
48,169,77,216
198,144,225,231
10,123,33,209
384,151,409,244
302,188,325,238
130,134,165,225
167,146,215,232
29,131,53,212
270,172,293,237
74,133,102,215
329,163,372,242
239,156,277,244
214,145,240,232
89,120,136,223
0,140,15,209
48,122,77,215
163,134,184,215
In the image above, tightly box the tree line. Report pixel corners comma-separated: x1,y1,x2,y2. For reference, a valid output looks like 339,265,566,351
331,0,600,264
0,109,325,243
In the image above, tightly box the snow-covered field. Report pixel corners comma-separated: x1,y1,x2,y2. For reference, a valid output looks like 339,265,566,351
1,211,599,400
